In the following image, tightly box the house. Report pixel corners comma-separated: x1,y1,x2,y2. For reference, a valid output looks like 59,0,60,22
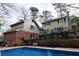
42,17,70,32
41,16,78,39
4,19,40,46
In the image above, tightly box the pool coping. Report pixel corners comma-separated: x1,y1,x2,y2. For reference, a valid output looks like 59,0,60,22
0,46,79,52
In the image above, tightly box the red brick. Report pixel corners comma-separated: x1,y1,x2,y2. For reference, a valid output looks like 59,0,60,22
4,31,39,46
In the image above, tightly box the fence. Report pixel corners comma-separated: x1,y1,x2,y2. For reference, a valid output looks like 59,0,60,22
38,39,79,48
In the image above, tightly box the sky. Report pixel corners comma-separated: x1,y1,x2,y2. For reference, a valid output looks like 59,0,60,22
5,3,79,26
6,3,57,25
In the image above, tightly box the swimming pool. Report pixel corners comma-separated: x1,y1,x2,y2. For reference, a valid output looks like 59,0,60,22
1,47,79,56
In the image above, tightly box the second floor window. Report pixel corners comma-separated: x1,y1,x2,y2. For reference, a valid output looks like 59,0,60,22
42,22,51,26
43,23,46,26
60,20,63,23
64,18,66,22
30,25,35,30
47,22,50,25
58,20,59,24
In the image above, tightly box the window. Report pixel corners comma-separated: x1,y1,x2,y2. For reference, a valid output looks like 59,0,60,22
55,27,57,30
30,25,35,30
20,37,24,40
43,23,46,26
58,20,59,24
64,18,66,22
50,29,53,32
30,33,34,39
43,22,51,26
47,22,50,25
30,34,33,39
60,20,63,23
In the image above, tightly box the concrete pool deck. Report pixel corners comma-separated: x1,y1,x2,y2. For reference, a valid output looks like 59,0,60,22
0,46,79,52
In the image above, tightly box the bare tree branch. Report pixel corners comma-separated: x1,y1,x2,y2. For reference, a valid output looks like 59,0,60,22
17,7,27,20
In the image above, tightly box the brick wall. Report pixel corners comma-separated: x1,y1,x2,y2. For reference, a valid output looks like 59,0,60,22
4,31,17,46
4,31,39,46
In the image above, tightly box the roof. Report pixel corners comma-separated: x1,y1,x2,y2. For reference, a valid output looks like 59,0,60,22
39,28,45,31
11,20,24,26
32,20,40,28
4,31,18,34
10,19,40,28
42,17,66,24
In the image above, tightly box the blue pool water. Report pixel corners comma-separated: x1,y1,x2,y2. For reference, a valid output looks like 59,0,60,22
1,47,79,56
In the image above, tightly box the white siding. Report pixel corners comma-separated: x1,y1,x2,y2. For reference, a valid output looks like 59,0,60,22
11,20,40,34
11,23,24,31
42,17,69,31
23,20,40,34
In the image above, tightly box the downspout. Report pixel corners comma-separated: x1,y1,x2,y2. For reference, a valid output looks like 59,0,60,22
67,11,71,30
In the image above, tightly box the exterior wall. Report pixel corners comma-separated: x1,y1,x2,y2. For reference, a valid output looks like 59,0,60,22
4,31,39,46
4,32,17,46
42,17,69,31
11,20,40,34
11,23,24,31
23,20,40,34
5,20,40,46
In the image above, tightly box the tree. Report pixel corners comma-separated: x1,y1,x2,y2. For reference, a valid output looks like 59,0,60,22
43,10,53,21
0,3,15,18
17,7,27,20
30,7,40,28
0,3,16,39
0,3,16,41
0,16,10,32
71,16,79,26
76,17,79,26
30,7,39,20
39,10,53,22
52,3,69,18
